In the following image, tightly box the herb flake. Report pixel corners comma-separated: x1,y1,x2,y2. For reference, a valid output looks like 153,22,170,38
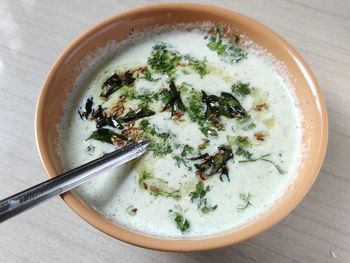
169,210,190,233
237,193,253,212
189,181,217,214
148,42,182,75
239,154,285,174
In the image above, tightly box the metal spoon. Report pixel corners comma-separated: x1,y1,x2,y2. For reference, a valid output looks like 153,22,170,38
0,140,149,223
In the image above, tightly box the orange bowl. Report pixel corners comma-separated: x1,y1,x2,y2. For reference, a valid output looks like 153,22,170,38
35,3,328,251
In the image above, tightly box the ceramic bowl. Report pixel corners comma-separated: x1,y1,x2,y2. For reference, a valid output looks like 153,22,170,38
35,3,328,251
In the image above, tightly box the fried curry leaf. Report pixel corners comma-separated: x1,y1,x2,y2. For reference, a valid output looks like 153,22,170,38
90,105,124,129
194,145,233,181
87,128,128,144
202,91,222,128
219,92,247,118
201,91,247,131
121,108,155,123
100,73,122,98
100,71,135,98
163,80,186,116
78,97,94,119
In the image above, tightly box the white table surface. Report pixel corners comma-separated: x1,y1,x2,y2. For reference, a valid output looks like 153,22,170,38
0,0,349,262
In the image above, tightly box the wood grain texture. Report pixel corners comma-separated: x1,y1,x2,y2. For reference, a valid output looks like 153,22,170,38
0,0,349,262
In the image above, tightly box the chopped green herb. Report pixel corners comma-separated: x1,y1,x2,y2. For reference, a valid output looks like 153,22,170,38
137,90,156,109
148,42,182,75
185,89,217,137
86,145,96,156
182,145,194,156
184,55,209,77
139,119,150,128
222,44,247,64
178,82,191,93
141,67,160,82
235,146,253,159
189,181,217,214
139,120,172,139
231,82,251,96
207,24,226,54
206,24,247,64
199,139,210,150
190,179,210,199
239,154,285,174
237,193,253,212
120,87,136,99
138,120,174,157
200,199,218,214
237,115,256,131
235,136,251,148
87,128,128,144
121,88,156,109
243,122,256,131
154,89,171,104
226,135,235,147
86,145,95,152
139,119,157,137
150,142,173,156
173,144,194,170
186,89,204,119
169,210,190,233
207,40,226,55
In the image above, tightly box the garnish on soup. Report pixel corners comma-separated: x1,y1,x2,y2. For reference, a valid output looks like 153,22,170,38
60,23,302,237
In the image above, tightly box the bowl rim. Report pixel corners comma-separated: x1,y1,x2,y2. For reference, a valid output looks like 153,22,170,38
35,3,328,252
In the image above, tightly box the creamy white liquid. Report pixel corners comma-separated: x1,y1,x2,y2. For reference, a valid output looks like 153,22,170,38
59,27,302,238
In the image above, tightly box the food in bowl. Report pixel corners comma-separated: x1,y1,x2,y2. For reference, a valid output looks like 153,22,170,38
59,23,302,237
